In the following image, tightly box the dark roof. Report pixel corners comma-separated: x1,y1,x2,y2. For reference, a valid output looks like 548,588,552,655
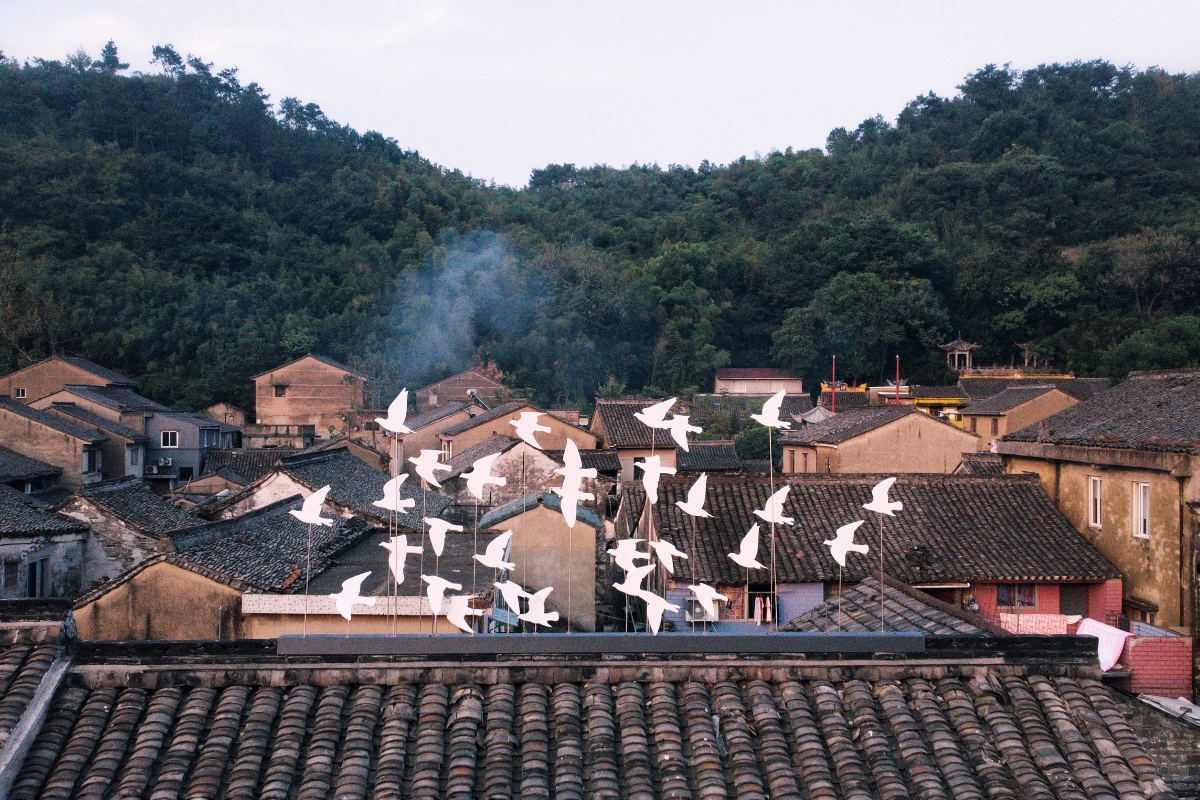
442,434,521,480
592,399,674,448
202,449,293,483
0,446,61,483
818,389,872,409
676,441,741,472
0,644,59,743
615,482,646,540
910,384,968,399
957,376,1111,401
780,406,974,446
403,400,477,433
1003,370,1200,454
308,528,505,595
440,400,533,437
280,449,450,528
781,574,1006,635
418,369,506,392
0,397,107,443
47,402,148,441
955,452,1004,476
8,354,136,386
544,448,622,475
962,385,1058,415
251,353,369,380
479,492,603,531
938,338,980,351
78,477,200,535
649,473,1120,585
0,484,86,536
714,367,800,380
59,384,168,412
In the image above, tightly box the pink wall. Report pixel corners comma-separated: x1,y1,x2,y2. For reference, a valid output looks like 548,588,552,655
1120,636,1194,698
1088,578,1123,626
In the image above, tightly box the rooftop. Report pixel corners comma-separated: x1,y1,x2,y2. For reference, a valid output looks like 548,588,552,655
402,400,478,433
479,492,603,531
441,434,520,480
543,447,623,475
76,476,201,535
962,385,1057,415
440,400,533,437
818,389,873,409
714,367,800,380
955,451,1005,476
1002,370,1200,454
307,528,505,595
0,397,107,443
47,402,149,441
910,384,969,399
251,353,369,380
0,484,86,536
957,376,1111,401
591,399,675,448
676,440,742,472
4,354,136,386
780,406,972,446
59,384,168,412
0,446,61,483
648,473,1120,585
201,448,294,483
418,369,506,392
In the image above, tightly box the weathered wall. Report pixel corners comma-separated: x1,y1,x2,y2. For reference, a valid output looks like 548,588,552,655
0,360,112,404
396,410,473,474
782,446,821,474
614,448,677,482
450,408,597,455
33,390,147,432
713,378,805,395
254,357,365,438
214,473,318,520
241,613,457,637
1120,635,1195,697
503,504,598,631
787,416,979,475
1002,390,1078,437
58,497,171,588
0,407,97,489
0,534,85,598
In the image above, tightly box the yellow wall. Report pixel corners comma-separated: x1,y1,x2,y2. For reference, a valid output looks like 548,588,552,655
963,389,1078,442
242,613,458,637
615,448,677,481
501,504,598,631
0,359,113,404
254,356,365,437
397,409,474,473
784,415,979,474
449,406,597,454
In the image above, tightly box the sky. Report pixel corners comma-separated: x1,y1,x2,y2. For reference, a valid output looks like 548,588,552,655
5,1,1200,187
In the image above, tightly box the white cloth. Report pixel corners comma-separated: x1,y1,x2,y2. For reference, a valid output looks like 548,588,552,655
1076,618,1132,672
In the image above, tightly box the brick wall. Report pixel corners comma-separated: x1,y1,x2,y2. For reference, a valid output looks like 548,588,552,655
1088,578,1123,626
1120,635,1195,698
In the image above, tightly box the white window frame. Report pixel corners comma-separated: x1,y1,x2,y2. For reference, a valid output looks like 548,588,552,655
161,430,179,448
1088,476,1102,528
13,387,26,399
1132,482,1150,539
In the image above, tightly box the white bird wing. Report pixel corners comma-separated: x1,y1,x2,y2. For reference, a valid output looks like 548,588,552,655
872,477,896,504
762,390,784,419
481,530,514,565
562,439,582,470
686,474,708,509
494,580,528,612
668,418,691,451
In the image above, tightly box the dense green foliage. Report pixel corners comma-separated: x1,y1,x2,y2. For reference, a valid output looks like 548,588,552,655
2,45,1199,411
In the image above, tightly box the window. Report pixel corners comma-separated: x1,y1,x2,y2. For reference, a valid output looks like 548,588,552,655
787,450,795,473
26,558,45,598
161,430,179,448
13,388,26,399
1132,482,1150,538
274,384,287,397
802,452,809,472
990,418,999,436
179,467,193,481
1060,584,1089,617
1088,476,1101,528
200,429,219,447
996,584,1036,608
84,449,100,473
2,561,17,594
440,439,452,462
128,445,140,466
969,417,977,433
23,482,32,495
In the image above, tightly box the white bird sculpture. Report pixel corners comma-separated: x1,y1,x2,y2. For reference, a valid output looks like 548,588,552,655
633,589,679,635
519,587,560,628
373,475,416,514
750,390,792,429
634,455,676,504
379,535,422,584
443,595,483,633
823,520,869,568
464,453,507,501
494,580,529,614
289,485,334,526
422,574,461,617
475,530,515,571
648,540,689,574
408,449,451,487
675,473,712,518
552,483,594,529
330,571,376,621
424,517,463,557
376,389,412,434
613,563,656,597
509,411,552,449
728,523,767,570
633,397,677,430
688,583,729,620
555,439,598,483
863,477,903,516
753,486,794,526
607,539,651,573
662,414,702,451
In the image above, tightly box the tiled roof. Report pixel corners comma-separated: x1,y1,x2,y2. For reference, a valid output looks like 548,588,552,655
962,386,1056,415
10,649,1179,800
441,434,520,480
419,369,506,393
12,354,136,386
714,367,799,380
780,406,973,446
403,400,476,433
0,485,86,535
543,448,622,475
0,644,59,742
159,410,238,433
307,528,505,595
0,446,61,483
781,574,1005,635
938,337,980,350
440,400,532,437
956,452,1004,476
202,449,293,483
479,492,603,531
280,449,450,528
592,399,674,448
957,376,1110,401
47,403,148,441
1002,370,1200,454
251,353,369,380
911,384,968,399
60,384,168,412
676,441,741,472
79,477,201,535
649,473,1120,585
0,397,107,443
818,389,872,409
615,482,646,540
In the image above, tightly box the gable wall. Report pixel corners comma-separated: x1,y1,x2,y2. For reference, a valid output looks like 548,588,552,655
833,415,980,474
449,409,597,453
0,408,96,488
59,497,170,588
0,360,113,404
254,357,365,438
499,504,598,631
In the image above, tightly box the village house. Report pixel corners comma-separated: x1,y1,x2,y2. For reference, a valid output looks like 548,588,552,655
203,401,246,427
415,369,510,411
439,400,598,461
33,383,168,433
955,451,1005,475
960,384,1079,444
40,402,148,481
909,384,970,422
997,370,1200,639
0,398,106,490
590,399,678,480
251,354,369,440
390,399,483,474
957,373,1111,402
818,384,873,410
0,486,88,599
630,473,1121,631
0,354,138,404
780,406,981,474
0,447,61,497
139,411,240,490
712,367,804,395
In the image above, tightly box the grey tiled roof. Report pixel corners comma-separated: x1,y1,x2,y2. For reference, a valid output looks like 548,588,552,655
52,355,137,385
649,473,1120,585
202,449,293,482
0,645,59,743
307,528,505,595
442,434,520,480
59,384,167,412
47,402,148,441
956,452,1004,476
80,477,200,535
957,376,1111,401
0,484,86,535
440,400,532,437
544,448,622,475
780,406,973,446
676,441,741,472
0,446,61,483
1002,370,1200,454
781,575,1003,635
591,399,674,449
399,400,474,433
818,389,872,409
0,397,107,443
962,386,1056,415
280,449,450,528
479,492,602,531
910,384,969,399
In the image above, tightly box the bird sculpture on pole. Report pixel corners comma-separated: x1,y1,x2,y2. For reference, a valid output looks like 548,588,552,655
494,580,530,621
675,473,712,518
688,583,729,622
443,595,484,633
728,523,767,570
751,390,792,628
509,411,551,449
373,475,416,514
648,540,689,574
662,414,702,451
424,517,462,558
475,530,515,572
376,389,412,434
519,587,560,628
749,390,791,429
634,454,675,504
380,535,422,585
632,397,677,430
607,539,651,573
408,449,451,488
634,589,679,635
862,477,903,632
422,575,461,634
613,563,656,599
753,486,795,526
289,485,333,636
823,519,869,630
464,453,507,501
330,572,376,635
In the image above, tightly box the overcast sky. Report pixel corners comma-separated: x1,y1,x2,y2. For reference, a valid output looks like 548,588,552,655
6,1,1200,187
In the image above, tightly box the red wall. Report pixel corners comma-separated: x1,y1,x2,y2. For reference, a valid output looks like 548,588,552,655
1120,636,1194,698
1088,578,1123,626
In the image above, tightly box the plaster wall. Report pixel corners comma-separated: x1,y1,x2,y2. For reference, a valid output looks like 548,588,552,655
58,497,171,587
502,504,598,631
449,408,597,454
787,415,979,475
396,412,471,473
615,448,677,482
0,360,116,404
0,533,85,598
0,408,100,489
255,357,365,438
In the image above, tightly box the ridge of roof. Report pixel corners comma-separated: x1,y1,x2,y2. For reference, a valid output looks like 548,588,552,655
402,400,478,433
439,400,534,437
0,397,107,443
76,476,201,535
48,402,149,441
0,446,62,482
479,491,602,531
591,399,676,449
251,353,370,380
4,354,136,386
961,385,1059,415
781,406,976,445
714,367,800,380
59,384,168,412
442,434,522,480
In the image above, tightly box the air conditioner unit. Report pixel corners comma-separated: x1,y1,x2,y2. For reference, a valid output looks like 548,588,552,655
159,458,173,467
144,465,159,475
684,598,719,623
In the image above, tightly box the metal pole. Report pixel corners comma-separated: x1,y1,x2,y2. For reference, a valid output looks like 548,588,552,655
879,516,885,633
304,522,312,637
769,426,776,629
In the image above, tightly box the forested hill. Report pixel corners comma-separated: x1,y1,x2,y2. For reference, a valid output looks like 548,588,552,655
2,44,1199,411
